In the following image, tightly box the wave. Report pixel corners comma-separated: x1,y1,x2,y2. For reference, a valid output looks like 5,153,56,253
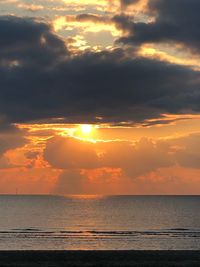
0,228,199,240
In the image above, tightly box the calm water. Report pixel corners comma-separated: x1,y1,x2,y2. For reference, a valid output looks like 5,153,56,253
0,195,200,250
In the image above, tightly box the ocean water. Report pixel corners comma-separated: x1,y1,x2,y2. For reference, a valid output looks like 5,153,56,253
0,195,200,250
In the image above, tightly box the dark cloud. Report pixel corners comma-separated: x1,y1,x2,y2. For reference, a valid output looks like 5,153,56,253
118,0,200,53
0,16,200,124
75,14,110,24
0,118,27,168
113,13,134,33
0,16,68,66
120,0,140,9
0,116,19,132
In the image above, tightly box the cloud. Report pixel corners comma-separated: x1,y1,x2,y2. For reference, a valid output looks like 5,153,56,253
45,133,200,174
0,121,26,156
100,137,173,177
25,151,39,160
17,3,44,12
75,14,110,24
44,133,200,194
0,131,25,156
0,16,199,125
53,14,120,39
44,136,172,178
120,0,141,9
0,118,27,168
44,136,99,169
0,16,68,65
0,156,15,169
54,14,111,29
170,134,200,169
118,0,200,53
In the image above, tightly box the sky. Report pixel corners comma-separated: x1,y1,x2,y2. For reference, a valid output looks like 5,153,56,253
0,0,200,195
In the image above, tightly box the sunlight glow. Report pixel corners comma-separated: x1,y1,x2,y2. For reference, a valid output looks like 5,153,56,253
81,124,93,134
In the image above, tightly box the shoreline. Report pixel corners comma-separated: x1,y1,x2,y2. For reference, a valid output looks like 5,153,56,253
0,251,200,266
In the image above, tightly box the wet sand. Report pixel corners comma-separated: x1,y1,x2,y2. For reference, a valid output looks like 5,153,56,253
0,251,200,267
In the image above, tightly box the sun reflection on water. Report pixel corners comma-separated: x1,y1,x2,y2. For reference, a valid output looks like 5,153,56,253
65,194,105,200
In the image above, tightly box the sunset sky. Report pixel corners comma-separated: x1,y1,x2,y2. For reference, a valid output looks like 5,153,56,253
0,0,200,195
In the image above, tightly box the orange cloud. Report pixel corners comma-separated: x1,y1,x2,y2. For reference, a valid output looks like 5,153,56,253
0,120,200,195
42,131,200,194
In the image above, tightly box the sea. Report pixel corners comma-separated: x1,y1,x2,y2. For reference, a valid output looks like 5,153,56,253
0,195,200,250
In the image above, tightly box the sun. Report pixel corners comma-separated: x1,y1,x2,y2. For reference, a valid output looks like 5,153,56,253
81,124,93,134
72,124,96,141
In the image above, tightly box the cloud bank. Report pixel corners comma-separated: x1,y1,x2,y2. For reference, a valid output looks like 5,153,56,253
0,15,199,125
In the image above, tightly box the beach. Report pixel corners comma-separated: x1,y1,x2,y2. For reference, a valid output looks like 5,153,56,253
0,251,200,267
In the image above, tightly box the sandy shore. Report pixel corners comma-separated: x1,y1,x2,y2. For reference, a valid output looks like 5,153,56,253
0,251,200,266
